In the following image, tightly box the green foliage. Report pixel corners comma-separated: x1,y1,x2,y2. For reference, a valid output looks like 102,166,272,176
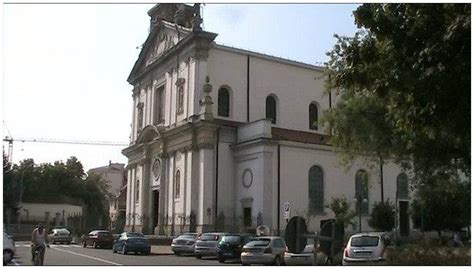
326,197,357,228
323,4,470,181
368,200,395,231
5,156,111,229
410,175,470,233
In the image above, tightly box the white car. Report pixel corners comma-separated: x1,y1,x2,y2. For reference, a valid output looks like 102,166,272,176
283,238,315,265
241,236,286,266
3,231,16,265
342,232,388,266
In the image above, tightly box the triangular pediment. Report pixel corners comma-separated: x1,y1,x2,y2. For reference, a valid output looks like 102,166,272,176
128,21,191,84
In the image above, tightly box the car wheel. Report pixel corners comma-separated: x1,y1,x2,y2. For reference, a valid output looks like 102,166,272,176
3,250,13,264
112,247,117,253
274,255,282,266
218,257,225,263
66,241,71,245
174,251,181,256
93,242,98,249
195,254,202,259
122,246,127,255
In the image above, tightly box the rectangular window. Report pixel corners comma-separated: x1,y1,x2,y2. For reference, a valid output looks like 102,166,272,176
153,86,164,125
177,86,184,114
243,207,252,227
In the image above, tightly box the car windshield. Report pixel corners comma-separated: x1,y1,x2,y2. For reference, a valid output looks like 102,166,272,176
245,238,271,247
200,234,220,241
178,234,196,239
98,232,111,236
221,235,241,243
127,232,144,237
350,236,379,247
56,229,70,235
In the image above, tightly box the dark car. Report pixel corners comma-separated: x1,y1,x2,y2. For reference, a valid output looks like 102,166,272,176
217,234,254,263
48,228,72,244
112,232,151,255
81,230,114,249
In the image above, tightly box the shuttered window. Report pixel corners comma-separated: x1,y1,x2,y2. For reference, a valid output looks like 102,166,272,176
308,166,324,214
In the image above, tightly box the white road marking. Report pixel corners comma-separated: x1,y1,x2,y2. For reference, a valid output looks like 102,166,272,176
51,247,123,266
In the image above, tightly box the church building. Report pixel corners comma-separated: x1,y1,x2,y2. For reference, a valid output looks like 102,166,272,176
122,3,412,236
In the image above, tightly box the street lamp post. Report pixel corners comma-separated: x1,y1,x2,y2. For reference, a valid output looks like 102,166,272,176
18,165,32,228
354,195,368,233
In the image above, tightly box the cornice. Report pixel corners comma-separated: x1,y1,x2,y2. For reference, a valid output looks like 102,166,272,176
128,30,217,85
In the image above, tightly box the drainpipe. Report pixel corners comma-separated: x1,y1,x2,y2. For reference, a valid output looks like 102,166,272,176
277,144,281,235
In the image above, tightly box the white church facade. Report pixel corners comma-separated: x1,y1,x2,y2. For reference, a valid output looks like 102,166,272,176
122,3,412,236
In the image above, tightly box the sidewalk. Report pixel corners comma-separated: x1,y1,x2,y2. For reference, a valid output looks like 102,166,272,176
150,245,174,255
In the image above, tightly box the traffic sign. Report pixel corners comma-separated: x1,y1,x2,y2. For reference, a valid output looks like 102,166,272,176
283,202,290,220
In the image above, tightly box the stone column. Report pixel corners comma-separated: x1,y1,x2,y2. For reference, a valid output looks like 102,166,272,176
197,146,215,233
125,168,132,229
139,158,151,234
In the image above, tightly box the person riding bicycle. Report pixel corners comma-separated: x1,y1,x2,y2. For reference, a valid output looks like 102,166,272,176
31,223,49,265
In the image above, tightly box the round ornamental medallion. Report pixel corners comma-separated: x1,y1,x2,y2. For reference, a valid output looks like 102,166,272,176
152,159,161,181
242,169,253,188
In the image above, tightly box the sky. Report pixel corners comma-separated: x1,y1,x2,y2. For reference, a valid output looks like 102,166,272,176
3,3,360,171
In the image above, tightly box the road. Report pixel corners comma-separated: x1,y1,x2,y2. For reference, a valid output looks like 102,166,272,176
8,241,238,266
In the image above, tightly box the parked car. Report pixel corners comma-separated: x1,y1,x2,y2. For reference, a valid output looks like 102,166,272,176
48,228,72,244
81,230,114,249
217,234,254,263
240,236,286,266
342,232,388,266
171,233,199,256
3,231,16,265
284,238,315,265
112,232,150,255
194,232,227,259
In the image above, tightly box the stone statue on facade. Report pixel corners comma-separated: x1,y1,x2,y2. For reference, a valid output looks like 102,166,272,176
192,3,203,32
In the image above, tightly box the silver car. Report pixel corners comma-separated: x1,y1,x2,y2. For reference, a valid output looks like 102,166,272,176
171,233,199,255
3,231,16,265
284,238,315,265
194,233,226,259
48,228,72,244
342,232,388,266
241,236,286,266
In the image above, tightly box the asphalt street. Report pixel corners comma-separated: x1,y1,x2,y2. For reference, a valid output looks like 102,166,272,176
8,241,238,266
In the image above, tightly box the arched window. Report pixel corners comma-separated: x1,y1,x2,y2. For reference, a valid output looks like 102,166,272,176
218,87,230,117
266,95,277,124
175,170,181,199
397,173,409,199
309,103,319,130
355,170,369,214
308,165,324,214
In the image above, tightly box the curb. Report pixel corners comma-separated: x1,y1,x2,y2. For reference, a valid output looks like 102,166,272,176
150,252,175,256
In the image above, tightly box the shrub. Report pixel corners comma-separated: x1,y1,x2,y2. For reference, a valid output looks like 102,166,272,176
368,200,395,232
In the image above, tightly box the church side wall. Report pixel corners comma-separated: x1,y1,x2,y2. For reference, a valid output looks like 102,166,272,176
207,48,247,123
279,142,409,234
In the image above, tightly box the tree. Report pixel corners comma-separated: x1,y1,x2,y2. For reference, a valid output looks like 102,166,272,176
410,175,470,237
327,197,357,229
3,152,18,223
323,4,470,182
368,200,395,232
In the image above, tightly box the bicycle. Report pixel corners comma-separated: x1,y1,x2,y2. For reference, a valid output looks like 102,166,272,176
32,244,49,266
